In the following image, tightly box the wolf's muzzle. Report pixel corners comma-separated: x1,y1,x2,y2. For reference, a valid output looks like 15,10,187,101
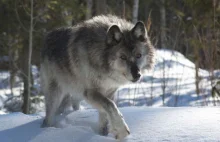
131,64,141,82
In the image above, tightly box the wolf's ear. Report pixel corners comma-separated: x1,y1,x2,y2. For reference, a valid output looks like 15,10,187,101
131,21,147,42
106,25,123,46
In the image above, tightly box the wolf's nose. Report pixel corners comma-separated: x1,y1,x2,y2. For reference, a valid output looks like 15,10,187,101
132,73,141,82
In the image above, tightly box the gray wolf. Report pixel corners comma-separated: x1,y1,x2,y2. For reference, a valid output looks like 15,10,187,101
40,15,155,140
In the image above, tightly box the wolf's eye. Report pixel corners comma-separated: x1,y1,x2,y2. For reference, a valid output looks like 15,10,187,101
120,55,127,60
136,53,142,59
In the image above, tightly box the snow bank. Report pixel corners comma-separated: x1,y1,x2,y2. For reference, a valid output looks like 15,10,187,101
0,107,220,142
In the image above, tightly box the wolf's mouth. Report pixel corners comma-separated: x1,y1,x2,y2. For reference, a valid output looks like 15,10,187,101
123,73,134,82
123,73,141,82
132,78,140,82
123,73,129,81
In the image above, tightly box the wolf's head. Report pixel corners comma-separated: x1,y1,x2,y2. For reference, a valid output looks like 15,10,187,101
105,21,154,83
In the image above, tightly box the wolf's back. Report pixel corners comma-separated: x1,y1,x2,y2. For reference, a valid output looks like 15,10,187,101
41,28,72,61
41,15,133,60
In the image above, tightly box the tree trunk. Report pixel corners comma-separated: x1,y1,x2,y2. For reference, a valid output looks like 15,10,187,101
116,0,125,18
193,28,200,97
9,45,18,96
162,59,166,106
21,43,29,113
95,0,106,15
160,0,166,48
22,0,33,114
86,0,93,20
195,49,200,96
132,0,139,23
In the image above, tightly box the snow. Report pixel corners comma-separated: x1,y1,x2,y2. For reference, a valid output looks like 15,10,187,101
0,107,220,142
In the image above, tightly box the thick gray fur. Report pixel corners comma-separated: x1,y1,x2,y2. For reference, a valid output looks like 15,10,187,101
40,15,155,140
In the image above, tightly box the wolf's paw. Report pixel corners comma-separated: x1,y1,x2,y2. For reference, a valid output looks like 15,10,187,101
41,119,55,128
99,124,109,136
110,118,130,140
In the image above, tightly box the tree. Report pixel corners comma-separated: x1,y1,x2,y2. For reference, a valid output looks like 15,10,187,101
132,0,139,23
86,0,93,20
116,0,125,18
22,0,33,114
95,0,106,15
160,0,166,48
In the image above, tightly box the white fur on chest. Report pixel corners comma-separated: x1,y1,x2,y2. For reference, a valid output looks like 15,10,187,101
98,77,123,96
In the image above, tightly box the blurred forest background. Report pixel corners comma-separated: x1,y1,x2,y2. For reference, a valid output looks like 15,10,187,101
0,0,220,114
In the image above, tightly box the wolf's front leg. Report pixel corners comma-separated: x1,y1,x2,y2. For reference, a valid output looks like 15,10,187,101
84,90,130,140
99,111,108,136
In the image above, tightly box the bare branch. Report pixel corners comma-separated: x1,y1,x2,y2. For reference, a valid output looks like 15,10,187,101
14,1,29,32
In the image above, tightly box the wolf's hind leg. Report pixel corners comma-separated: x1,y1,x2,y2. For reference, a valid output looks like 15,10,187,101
42,80,64,127
57,94,73,115
72,99,80,111
57,95,80,116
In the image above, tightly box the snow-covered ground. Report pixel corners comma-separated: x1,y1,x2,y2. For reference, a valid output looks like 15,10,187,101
0,107,220,142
